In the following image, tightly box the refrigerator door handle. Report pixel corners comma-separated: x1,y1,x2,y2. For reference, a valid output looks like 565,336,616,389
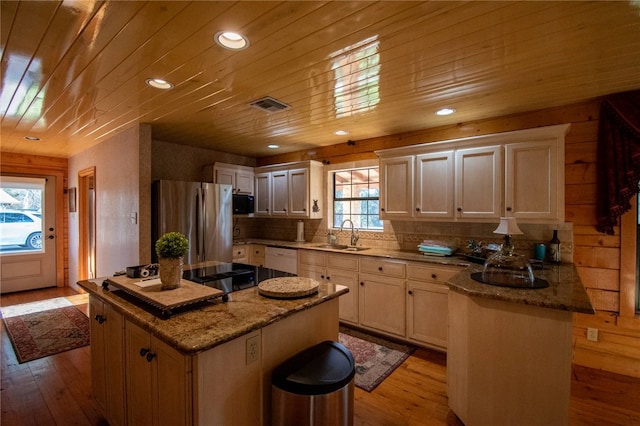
196,187,203,262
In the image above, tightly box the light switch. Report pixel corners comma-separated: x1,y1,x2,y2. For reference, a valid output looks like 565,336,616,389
130,212,138,224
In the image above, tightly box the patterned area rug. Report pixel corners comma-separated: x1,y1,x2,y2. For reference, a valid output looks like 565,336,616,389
339,326,415,392
1,297,90,363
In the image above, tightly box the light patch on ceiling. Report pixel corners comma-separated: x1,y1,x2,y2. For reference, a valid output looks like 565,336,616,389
330,36,380,119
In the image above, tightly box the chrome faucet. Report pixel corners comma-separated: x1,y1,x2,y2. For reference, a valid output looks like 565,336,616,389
340,219,359,246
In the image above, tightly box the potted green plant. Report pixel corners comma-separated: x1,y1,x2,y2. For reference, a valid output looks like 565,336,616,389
155,231,189,290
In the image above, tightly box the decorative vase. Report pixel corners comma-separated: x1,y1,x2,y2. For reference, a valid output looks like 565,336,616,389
159,257,183,290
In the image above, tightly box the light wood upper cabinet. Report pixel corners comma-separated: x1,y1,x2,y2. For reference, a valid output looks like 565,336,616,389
376,124,569,223
505,140,561,221
254,160,323,219
270,170,289,216
254,172,271,215
379,156,414,219
415,151,455,219
455,145,502,220
205,162,255,194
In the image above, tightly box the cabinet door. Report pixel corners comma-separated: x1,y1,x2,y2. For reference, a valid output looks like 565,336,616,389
359,273,406,336
89,298,107,414
249,244,266,267
271,170,289,216
254,172,271,215
90,297,126,426
153,336,191,426
235,170,254,194
232,245,248,263
299,264,327,282
407,281,448,349
288,168,309,216
379,156,414,218
505,140,560,221
415,151,455,219
455,146,502,220
126,321,154,426
327,266,359,324
214,167,235,188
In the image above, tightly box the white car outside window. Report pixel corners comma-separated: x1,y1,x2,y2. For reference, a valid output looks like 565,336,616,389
0,211,42,249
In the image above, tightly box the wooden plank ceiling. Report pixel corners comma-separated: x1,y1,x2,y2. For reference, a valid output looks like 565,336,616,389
1,1,639,159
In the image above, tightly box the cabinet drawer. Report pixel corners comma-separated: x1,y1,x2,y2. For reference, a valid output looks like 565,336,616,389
233,246,247,259
251,245,265,258
327,253,358,271
407,263,461,283
299,250,327,267
360,257,406,278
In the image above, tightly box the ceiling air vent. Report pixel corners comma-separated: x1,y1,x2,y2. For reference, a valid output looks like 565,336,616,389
250,97,290,112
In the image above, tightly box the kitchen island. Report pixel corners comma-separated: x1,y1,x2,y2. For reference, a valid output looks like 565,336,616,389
446,263,594,426
79,275,348,426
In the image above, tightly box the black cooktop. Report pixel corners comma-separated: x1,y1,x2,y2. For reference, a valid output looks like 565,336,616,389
182,262,295,301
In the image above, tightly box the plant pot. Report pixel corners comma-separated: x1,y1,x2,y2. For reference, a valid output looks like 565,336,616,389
159,257,183,290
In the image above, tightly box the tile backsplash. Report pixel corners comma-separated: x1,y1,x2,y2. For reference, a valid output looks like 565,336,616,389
235,217,573,263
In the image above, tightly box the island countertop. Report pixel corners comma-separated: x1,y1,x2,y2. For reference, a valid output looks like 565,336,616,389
447,262,595,314
78,278,348,355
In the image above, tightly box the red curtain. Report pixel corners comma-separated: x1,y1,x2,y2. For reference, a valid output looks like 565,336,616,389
596,90,640,235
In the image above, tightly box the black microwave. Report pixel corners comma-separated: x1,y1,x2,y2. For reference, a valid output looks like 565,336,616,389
232,194,254,215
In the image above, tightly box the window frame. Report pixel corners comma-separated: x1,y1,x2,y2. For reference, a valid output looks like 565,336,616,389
330,165,381,231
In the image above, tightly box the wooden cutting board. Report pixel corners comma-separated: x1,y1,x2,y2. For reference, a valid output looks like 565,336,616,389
258,277,319,299
107,275,223,310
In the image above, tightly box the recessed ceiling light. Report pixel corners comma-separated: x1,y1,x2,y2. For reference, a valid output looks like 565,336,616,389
24,136,40,141
267,144,280,149
334,130,349,136
435,108,456,116
146,78,174,90
214,31,249,50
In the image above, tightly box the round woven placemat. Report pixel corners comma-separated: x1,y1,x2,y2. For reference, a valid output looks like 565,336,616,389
258,277,319,299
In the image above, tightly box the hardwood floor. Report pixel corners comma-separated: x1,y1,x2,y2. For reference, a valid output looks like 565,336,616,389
1,287,639,426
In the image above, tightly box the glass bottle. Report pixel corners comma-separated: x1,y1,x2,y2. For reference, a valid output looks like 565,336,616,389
548,230,561,263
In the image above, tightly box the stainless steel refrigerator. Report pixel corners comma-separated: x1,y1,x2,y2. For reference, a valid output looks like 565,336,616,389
152,180,233,264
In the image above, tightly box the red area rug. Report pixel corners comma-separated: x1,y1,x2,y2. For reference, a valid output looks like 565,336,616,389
1,304,90,363
339,326,415,392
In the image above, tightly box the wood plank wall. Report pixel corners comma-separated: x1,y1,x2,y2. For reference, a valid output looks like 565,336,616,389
0,152,69,288
259,99,640,378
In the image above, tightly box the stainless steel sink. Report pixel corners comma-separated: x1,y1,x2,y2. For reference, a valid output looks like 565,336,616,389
313,244,369,251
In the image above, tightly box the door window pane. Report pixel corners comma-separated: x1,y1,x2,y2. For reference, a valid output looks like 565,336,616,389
0,177,45,253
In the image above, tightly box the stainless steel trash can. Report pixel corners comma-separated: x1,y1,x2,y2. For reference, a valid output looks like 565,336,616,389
272,340,355,426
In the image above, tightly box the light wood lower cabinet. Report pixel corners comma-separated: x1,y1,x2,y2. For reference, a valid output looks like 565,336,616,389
89,296,126,426
250,244,266,267
125,320,192,426
406,263,459,350
232,245,248,263
298,250,359,323
299,250,461,350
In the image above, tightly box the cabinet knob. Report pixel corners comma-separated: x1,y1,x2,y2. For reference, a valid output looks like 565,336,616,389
506,206,512,211
408,290,413,295
381,208,385,212
94,314,106,324
326,276,331,281
140,348,150,357
321,275,325,279
457,207,462,212
431,274,437,279
146,352,156,362
360,282,364,286
416,207,420,211
378,266,383,272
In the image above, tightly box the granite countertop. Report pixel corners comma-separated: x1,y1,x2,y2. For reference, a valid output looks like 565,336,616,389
238,238,595,314
447,262,595,314
78,278,348,356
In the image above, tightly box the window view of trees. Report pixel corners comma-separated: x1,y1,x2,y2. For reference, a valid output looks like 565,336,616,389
333,167,382,230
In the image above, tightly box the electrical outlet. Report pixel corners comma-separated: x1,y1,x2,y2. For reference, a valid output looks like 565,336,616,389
587,327,599,342
246,335,259,365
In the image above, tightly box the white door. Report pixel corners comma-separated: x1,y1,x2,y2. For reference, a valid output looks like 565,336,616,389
0,175,57,293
